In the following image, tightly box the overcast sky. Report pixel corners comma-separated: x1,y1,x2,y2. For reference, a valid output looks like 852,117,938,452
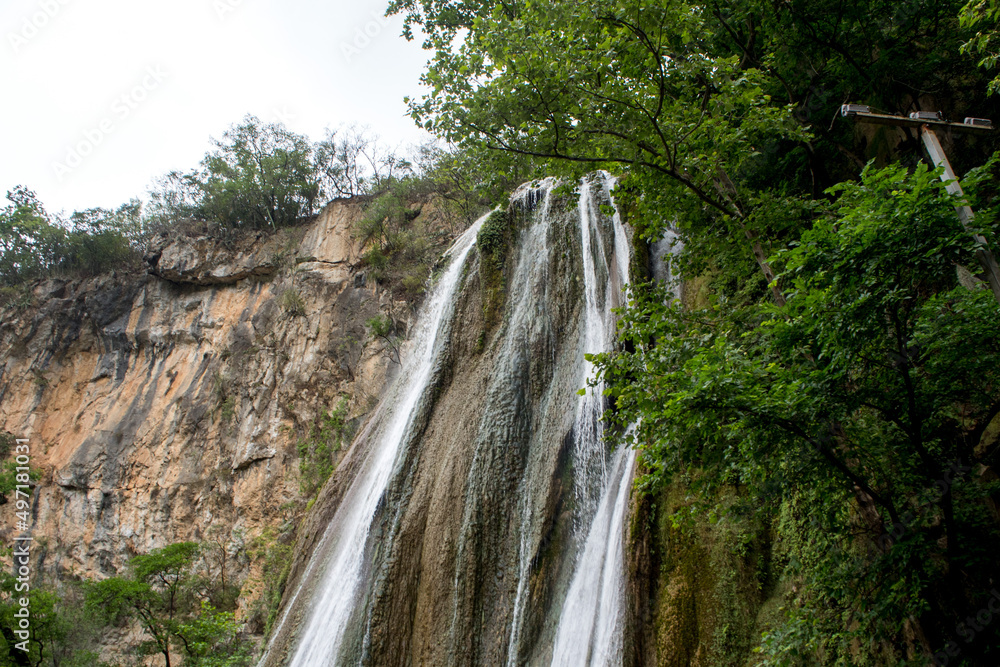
0,0,432,216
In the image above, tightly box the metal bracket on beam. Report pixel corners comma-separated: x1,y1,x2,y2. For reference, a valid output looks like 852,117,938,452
841,105,1000,306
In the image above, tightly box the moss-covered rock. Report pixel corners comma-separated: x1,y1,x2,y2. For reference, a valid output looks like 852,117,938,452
476,208,512,333
629,480,784,666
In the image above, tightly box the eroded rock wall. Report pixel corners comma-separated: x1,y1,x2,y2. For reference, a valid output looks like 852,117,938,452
0,201,410,626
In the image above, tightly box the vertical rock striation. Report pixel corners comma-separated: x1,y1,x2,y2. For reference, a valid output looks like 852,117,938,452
0,201,403,629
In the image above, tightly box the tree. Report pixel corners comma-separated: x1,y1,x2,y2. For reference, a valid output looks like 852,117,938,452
191,115,319,229
411,140,532,229
593,162,1000,661
144,170,204,232
390,0,806,304
962,0,1000,94
86,543,199,667
0,571,103,667
389,0,1000,305
86,542,252,667
144,119,417,231
62,201,144,276
0,188,64,287
175,602,250,667
0,188,144,287
314,125,411,199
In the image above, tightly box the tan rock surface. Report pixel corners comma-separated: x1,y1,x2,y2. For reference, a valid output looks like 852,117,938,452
0,200,403,626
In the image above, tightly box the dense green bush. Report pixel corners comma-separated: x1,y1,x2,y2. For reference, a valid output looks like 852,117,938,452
594,163,1000,663
147,118,414,232
0,188,144,288
297,398,351,497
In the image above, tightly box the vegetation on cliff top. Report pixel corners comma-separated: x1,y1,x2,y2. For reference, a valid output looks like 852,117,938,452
0,117,504,298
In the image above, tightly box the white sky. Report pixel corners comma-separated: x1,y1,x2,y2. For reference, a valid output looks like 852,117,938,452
0,0,432,216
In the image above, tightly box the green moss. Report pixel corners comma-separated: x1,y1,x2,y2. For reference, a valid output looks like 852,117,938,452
477,209,509,261
477,209,512,330
279,288,306,317
220,396,236,422
297,397,351,497
650,481,780,666
247,527,296,638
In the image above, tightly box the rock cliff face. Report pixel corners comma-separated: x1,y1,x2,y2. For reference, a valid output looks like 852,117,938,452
0,200,412,627
0,182,780,666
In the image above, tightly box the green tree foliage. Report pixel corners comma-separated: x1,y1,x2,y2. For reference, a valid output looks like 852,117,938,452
0,188,143,288
962,0,1000,94
593,164,1000,661
390,0,808,303
390,0,1000,661
147,119,415,231
85,542,251,667
86,543,198,667
0,573,104,667
0,188,65,287
389,0,1000,301
192,116,319,229
244,528,294,636
0,462,40,505
411,142,528,228
62,201,144,276
365,313,402,363
175,602,250,667
349,141,527,301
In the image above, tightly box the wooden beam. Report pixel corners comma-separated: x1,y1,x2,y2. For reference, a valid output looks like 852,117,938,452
851,111,993,134
921,125,1000,306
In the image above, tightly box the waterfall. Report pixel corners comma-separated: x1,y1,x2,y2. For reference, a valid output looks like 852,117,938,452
260,172,659,667
550,446,635,666
260,213,486,667
503,182,556,667
548,175,634,667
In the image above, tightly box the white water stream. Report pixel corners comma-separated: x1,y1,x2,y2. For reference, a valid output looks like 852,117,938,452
260,173,673,667
260,214,486,667
548,175,634,666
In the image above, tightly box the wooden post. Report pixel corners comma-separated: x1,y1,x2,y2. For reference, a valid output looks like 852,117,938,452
921,125,1000,306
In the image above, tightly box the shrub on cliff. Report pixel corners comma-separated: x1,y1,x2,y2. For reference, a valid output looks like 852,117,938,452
0,188,142,288
351,143,529,301
297,398,351,497
146,118,412,231
85,542,252,667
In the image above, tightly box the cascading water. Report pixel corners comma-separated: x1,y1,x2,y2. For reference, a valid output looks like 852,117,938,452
550,445,635,666
548,176,634,667
260,214,486,667
262,172,653,667
494,173,635,667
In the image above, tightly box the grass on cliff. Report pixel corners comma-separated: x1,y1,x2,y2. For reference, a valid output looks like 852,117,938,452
297,398,351,498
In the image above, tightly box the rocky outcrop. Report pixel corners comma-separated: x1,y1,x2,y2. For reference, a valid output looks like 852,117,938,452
0,201,415,629
144,225,289,285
